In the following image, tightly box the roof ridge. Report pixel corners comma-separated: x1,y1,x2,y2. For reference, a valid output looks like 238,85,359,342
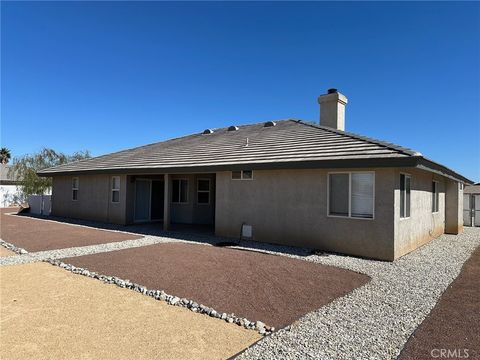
291,119,422,157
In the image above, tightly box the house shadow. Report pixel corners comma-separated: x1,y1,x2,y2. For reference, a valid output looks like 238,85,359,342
15,212,312,258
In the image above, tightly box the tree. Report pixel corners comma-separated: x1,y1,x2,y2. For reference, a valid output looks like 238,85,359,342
0,147,11,164
9,148,91,196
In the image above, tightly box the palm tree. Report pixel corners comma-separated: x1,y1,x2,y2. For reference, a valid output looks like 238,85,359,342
0,147,11,164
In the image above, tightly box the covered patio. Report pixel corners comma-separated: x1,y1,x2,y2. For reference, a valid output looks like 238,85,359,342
125,173,216,231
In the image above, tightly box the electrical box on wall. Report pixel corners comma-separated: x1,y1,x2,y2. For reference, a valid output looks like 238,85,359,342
241,224,252,239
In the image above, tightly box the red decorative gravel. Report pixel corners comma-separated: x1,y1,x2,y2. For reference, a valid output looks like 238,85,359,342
62,242,369,329
398,246,480,360
0,208,142,252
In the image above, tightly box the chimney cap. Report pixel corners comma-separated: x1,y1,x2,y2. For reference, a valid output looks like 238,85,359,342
327,88,338,94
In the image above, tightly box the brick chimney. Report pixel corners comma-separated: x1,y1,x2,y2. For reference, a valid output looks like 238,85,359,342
317,88,348,131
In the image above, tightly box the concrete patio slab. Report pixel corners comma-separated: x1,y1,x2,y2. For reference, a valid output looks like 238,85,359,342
0,262,260,360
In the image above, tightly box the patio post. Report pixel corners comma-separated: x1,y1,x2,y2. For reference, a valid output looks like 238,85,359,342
163,173,171,231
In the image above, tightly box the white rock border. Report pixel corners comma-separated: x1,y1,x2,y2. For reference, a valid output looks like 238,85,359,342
46,258,274,335
0,239,28,255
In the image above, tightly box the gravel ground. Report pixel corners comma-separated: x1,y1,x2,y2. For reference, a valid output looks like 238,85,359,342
237,227,480,360
2,213,479,359
0,236,176,266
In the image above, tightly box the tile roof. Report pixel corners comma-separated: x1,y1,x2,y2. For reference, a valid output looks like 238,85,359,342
0,164,21,184
37,119,471,183
464,185,480,194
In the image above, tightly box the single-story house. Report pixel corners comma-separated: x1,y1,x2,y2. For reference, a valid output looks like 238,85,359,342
38,89,472,260
463,184,480,227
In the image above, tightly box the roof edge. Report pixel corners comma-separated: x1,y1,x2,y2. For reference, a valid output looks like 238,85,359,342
292,120,421,157
37,156,472,184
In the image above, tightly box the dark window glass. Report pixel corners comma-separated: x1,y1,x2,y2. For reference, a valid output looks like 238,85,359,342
198,179,210,191
232,171,241,180
432,181,439,212
405,176,411,217
329,174,349,216
242,170,253,179
112,190,120,203
72,189,78,201
400,174,411,218
197,192,209,204
400,174,405,217
172,179,188,203
180,180,188,202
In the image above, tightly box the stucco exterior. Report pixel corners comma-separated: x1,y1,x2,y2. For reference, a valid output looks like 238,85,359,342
393,168,446,259
50,166,464,261
215,168,396,260
52,175,127,224
53,173,215,226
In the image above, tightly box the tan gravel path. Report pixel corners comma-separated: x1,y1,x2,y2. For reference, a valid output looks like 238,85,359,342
0,246,14,257
0,262,260,360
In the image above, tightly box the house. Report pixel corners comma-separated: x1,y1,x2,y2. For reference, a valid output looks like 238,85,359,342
0,164,24,207
38,89,472,260
463,184,480,227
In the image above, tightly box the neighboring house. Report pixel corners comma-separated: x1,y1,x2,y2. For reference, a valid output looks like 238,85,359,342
463,184,480,227
0,164,23,207
38,89,471,260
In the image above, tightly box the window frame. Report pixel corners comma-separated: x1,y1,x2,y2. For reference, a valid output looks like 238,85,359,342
400,173,411,219
172,178,189,204
327,171,375,220
432,180,439,213
72,177,79,201
231,170,254,181
111,176,121,203
197,178,211,205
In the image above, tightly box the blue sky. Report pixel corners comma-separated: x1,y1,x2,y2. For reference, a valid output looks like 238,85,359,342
2,1,479,181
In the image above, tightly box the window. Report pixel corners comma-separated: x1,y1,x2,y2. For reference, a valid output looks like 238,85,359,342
112,176,120,203
400,174,411,218
72,177,79,201
197,179,210,204
432,181,439,213
172,179,188,203
328,172,375,219
231,170,253,180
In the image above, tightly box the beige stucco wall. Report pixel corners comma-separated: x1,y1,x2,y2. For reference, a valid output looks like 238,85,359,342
393,168,446,259
215,168,396,260
51,175,127,224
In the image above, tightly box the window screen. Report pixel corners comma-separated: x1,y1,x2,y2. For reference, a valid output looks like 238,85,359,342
172,179,188,203
112,176,120,203
197,179,210,204
400,174,411,218
72,177,79,201
432,181,439,213
329,174,349,216
351,173,374,218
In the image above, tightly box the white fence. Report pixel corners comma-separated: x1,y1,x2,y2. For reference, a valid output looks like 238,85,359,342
28,195,51,215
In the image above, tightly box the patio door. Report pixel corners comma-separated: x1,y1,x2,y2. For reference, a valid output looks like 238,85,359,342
134,179,151,222
151,180,164,220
